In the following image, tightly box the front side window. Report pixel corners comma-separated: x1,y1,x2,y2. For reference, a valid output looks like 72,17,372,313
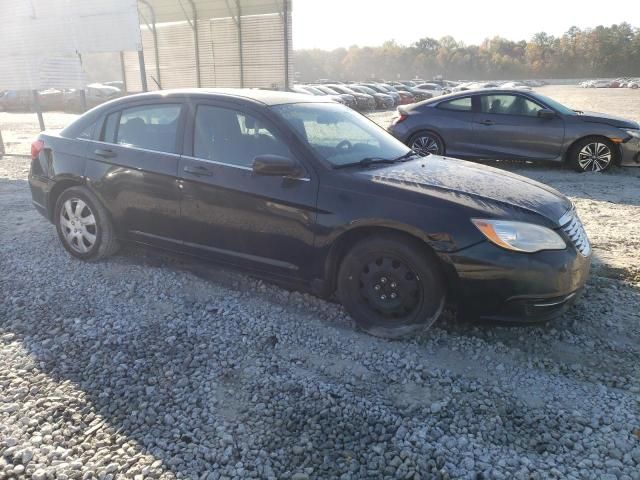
438,97,472,112
193,105,291,167
480,95,542,117
114,104,181,153
274,102,410,167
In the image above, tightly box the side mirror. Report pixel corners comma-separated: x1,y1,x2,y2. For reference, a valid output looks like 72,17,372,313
252,154,300,177
538,108,556,119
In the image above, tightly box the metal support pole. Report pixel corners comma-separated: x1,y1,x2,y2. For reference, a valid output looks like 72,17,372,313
140,0,161,89
283,0,289,91
0,128,5,157
236,1,244,88
138,50,148,92
31,90,45,131
120,51,128,92
187,0,201,87
77,53,87,112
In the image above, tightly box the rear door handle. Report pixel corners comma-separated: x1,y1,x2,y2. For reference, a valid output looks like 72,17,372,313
183,165,213,177
94,148,116,158
479,119,495,126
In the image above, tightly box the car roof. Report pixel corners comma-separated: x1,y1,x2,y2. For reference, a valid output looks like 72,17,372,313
422,88,540,104
101,88,334,107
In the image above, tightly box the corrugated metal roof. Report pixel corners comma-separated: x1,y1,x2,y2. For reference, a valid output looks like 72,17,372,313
0,0,140,89
123,7,292,91
140,0,289,24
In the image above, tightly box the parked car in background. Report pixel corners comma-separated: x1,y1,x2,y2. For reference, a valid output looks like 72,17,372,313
310,85,360,109
64,83,122,112
589,80,612,88
415,83,449,96
628,80,639,89
388,89,640,172
380,83,416,104
350,85,395,109
500,81,532,91
390,83,432,102
292,84,355,108
362,83,400,106
28,88,592,338
323,84,372,110
0,90,32,111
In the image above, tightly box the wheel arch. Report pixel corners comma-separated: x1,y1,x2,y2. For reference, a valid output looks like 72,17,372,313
564,134,622,166
407,129,446,154
322,225,457,298
48,177,86,220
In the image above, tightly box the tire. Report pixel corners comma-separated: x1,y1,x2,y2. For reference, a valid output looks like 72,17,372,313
408,131,444,156
337,234,446,339
54,186,119,261
568,137,616,172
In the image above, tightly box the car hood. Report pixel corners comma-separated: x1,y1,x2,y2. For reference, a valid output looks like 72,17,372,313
577,111,639,129
358,156,572,225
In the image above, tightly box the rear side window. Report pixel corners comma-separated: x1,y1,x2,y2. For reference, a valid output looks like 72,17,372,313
438,97,472,112
101,112,119,143
480,94,542,117
193,105,291,167
108,104,181,153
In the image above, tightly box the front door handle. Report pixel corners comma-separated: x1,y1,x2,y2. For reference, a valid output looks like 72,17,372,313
479,119,495,126
183,165,213,177
94,148,116,158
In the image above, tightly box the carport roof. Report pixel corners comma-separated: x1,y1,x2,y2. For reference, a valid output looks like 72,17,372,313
141,0,288,23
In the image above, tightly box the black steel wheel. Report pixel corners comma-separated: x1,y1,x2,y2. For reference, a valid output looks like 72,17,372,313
408,131,444,156
337,234,445,338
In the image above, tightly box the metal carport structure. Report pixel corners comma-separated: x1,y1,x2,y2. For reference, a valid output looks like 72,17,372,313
123,0,292,92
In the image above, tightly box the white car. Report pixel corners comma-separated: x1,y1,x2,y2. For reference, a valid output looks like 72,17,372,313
590,80,612,88
500,81,532,91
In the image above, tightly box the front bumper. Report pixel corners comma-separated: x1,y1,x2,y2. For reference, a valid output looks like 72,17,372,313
443,241,591,322
620,136,640,166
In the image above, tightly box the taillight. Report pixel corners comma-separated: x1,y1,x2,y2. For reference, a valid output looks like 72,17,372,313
391,114,408,126
31,140,44,159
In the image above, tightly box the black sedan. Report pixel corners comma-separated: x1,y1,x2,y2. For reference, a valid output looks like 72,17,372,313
389,89,640,172
29,89,590,338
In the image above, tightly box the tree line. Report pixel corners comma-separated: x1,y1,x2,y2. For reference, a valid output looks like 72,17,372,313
293,23,640,82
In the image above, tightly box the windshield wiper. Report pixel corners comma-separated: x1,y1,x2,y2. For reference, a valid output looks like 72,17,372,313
574,109,584,114
393,150,420,162
334,157,397,169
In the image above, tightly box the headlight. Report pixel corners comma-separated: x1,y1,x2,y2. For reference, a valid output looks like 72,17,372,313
472,219,566,253
624,129,640,139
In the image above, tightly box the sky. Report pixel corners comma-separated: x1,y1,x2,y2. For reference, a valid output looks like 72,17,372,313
292,0,640,50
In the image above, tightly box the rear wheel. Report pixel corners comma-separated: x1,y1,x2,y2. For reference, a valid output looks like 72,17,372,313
337,234,446,338
408,131,444,156
569,137,616,172
55,186,119,261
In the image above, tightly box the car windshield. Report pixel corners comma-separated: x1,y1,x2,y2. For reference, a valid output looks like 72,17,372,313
273,102,411,167
533,93,576,115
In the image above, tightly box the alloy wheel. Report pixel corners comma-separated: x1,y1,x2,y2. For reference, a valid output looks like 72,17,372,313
59,198,97,253
359,256,422,318
410,135,441,156
577,142,612,172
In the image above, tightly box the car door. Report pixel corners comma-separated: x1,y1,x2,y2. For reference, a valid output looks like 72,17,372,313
471,93,565,160
178,101,319,278
430,96,476,156
84,101,185,246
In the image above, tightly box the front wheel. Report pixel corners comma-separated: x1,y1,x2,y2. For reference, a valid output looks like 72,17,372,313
408,131,444,156
337,234,446,338
569,137,616,172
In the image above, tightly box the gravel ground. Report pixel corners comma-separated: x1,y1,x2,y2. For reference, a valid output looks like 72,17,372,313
1,87,640,479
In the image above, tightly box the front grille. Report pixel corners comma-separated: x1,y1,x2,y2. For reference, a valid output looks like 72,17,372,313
559,210,591,257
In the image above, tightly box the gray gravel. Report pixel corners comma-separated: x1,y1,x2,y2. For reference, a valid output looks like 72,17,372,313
1,155,639,480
